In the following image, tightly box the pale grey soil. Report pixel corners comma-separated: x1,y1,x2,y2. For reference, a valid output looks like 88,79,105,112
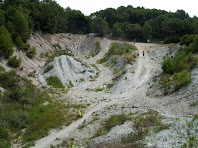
3,33,196,148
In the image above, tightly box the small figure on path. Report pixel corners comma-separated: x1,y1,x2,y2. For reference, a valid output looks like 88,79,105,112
143,50,145,56
133,39,136,44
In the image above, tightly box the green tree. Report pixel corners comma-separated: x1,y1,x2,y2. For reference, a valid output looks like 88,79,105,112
92,8,118,28
143,21,152,40
0,10,5,26
175,10,189,20
15,35,29,50
122,23,143,40
8,8,31,41
91,17,109,37
188,36,198,53
112,22,122,38
65,8,89,34
162,18,192,37
0,26,14,58
7,56,21,68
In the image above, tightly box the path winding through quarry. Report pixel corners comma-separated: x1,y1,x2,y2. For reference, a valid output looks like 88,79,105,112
32,43,173,148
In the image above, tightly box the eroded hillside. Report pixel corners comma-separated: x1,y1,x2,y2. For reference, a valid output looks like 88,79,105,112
0,33,197,148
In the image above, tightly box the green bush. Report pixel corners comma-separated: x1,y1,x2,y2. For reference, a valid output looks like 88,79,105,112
26,47,36,58
15,35,29,50
108,42,136,56
188,36,198,53
173,70,192,91
46,76,65,88
0,26,14,58
162,58,175,74
180,34,196,46
98,42,137,64
164,36,180,44
160,74,172,89
162,51,194,74
7,56,21,68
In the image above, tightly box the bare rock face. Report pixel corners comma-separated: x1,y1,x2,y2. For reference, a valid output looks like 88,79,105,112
39,55,96,87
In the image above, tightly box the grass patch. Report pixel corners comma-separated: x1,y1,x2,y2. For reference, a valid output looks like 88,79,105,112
0,70,84,146
97,42,137,64
121,110,169,145
159,70,192,94
93,113,130,138
160,37,198,93
46,76,65,88
44,65,54,73
46,48,74,64
23,100,80,142
91,64,99,71
113,69,120,75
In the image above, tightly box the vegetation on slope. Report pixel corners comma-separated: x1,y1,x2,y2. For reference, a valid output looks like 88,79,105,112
0,66,81,147
97,42,137,64
46,76,65,88
0,0,197,59
160,36,198,93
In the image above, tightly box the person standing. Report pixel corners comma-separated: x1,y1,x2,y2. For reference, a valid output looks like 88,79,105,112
143,50,145,56
133,39,136,44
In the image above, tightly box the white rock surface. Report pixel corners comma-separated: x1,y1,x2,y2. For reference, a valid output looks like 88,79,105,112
40,55,97,87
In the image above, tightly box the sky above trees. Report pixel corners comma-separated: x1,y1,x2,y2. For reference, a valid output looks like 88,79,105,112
56,0,198,17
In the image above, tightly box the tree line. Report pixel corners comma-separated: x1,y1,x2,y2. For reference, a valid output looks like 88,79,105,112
0,0,198,58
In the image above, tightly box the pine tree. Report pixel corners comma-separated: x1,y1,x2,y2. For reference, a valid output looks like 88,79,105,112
0,26,14,58
143,21,152,40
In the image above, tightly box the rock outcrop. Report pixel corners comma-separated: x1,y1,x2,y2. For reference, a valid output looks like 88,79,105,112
38,55,97,87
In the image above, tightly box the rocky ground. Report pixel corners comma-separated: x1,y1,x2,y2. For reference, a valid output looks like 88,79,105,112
3,33,197,148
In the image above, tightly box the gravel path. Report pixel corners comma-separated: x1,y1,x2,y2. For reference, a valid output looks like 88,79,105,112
31,42,166,148
31,42,197,148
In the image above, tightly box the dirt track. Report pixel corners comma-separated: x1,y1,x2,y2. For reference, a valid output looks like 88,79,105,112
32,42,171,148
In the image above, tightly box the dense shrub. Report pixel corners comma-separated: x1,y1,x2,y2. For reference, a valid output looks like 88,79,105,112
98,42,136,64
26,47,36,58
7,56,21,68
15,35,29,50
164,36,180,44
180,34,196,46
0,26,14,58
46,76,65,88
188,36,198,53
162,51,195,74
161,36,198,93
108,42,136,56
160,74,172,89
173,70,192,91
162,58,175,74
